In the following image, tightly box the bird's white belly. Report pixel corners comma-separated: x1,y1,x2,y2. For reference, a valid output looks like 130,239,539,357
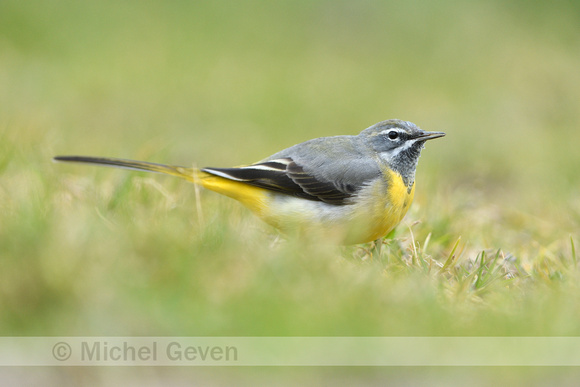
260,175,414,244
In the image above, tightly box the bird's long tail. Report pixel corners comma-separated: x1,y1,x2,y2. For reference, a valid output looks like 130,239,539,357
53,155,270,216
53,155,198,183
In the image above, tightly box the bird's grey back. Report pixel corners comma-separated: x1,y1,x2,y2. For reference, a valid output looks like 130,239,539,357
265,134,382,193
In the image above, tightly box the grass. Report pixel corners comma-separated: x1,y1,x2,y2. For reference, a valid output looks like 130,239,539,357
2,0,580,384
3,135,578,337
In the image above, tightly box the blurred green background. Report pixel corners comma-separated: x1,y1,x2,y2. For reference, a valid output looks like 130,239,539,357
1,0,580,384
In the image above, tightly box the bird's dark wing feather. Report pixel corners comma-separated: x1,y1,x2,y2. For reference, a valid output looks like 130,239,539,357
202,158,355,205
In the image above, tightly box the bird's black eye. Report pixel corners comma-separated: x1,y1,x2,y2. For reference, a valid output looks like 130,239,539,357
387,131,399,140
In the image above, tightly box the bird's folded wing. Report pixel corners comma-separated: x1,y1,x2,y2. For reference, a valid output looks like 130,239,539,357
202,158,355,205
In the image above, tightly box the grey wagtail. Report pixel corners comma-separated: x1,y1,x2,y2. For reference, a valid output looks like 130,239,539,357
54,119,444,244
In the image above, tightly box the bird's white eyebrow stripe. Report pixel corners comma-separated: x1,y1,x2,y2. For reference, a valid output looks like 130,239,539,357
378,128,405,136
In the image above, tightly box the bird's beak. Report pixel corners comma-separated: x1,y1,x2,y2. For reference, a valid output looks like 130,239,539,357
416,131,446,141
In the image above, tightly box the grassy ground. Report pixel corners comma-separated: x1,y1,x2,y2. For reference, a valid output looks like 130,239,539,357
2,0,580,385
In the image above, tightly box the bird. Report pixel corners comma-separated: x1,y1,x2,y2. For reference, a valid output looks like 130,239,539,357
54,119,444,244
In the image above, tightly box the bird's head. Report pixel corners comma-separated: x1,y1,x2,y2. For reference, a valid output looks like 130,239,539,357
360,119,445,187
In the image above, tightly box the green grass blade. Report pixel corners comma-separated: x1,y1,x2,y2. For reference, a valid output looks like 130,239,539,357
572,236,577,267
439,236,461,274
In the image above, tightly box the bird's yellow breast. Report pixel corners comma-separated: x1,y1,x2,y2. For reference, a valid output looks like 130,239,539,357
362,169,415,242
